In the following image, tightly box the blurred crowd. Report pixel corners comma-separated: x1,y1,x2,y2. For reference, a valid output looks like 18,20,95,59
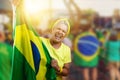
0,0,120,80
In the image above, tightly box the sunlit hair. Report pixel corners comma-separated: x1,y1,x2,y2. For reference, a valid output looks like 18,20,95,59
51,18,70,36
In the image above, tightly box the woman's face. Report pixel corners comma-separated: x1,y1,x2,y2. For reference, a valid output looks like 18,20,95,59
51,23,68,43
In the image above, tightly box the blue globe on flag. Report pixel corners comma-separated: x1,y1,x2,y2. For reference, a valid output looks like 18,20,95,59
74,32,100,61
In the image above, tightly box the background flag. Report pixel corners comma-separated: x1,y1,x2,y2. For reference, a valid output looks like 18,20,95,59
74,32,100,61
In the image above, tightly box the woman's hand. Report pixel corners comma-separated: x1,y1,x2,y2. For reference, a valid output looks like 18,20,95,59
51,59,60,72
51,59,71,76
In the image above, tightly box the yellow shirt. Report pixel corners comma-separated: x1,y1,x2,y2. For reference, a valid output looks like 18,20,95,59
41,37,71,80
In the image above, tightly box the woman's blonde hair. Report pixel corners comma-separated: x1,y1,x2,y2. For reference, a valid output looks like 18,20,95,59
51,18,70,36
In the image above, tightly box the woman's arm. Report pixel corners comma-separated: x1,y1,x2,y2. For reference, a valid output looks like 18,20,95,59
57,63,71,76
51,59,71,76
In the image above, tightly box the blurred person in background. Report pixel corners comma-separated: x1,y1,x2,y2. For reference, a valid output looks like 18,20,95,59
112,9,120,28
73,14,100,80
112,9,120,40
0,24,6,42
105,31,120,80
5,29,13,46
0,24,13,80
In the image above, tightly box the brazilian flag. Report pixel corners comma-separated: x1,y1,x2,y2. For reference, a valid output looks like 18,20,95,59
12,1,56,80
73,32,100,67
